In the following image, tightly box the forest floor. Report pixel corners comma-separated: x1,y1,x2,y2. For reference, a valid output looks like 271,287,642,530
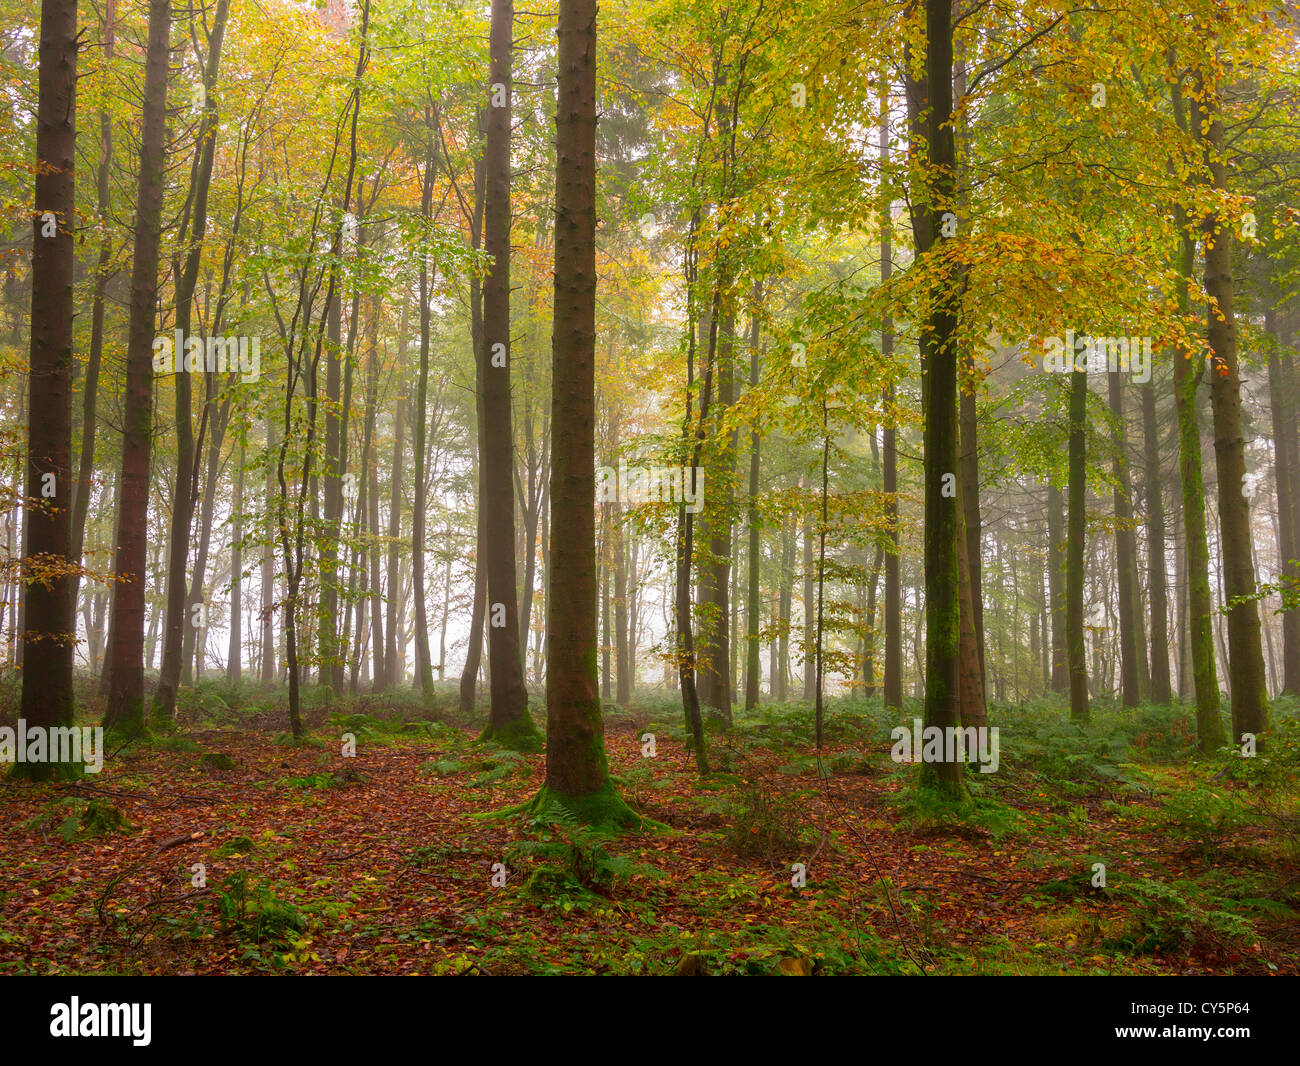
2,682,1298,975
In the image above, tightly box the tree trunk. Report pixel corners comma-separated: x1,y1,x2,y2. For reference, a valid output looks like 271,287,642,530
777,516,793,702
1266,313,1300,695
1141,376,1172,702
540,0,637,823
479,0,536,745
260,415,277,681
357,303,382,689
1196,75,1268,743
1109,368,1141,706
152,0,230,722
19,0,79,773
227,441,243,683
105,0,170,736
908,0,964,793
614,497,631,706
743,296,762,712
459,151,487,715
802,509,815,701
881,100,902,712
383,390,405,690
1047,484,1068,691
70,0,115,590
1066,365,1089,723
413,151,437,698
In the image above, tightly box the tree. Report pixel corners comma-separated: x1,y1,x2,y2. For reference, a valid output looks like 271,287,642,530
1141,375,1172,703
1195,68,1267,744
536,0,637,826
880,104,902,715
152,0,231,724
1108,368,1140,707
909,0,964,796
479,0,538,748
104,0,171,737
1065,363,1088,724
17,0,79,776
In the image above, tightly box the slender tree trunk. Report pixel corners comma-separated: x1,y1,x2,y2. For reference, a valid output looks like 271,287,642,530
777,516,792,702
105,0,170,735
614,498,630,706
1142,377,1172,702
319,286,343,691
1066,364,1089,723
479,0,535,744
1266,313,1300,695
743,296,762,712
459,151,488,715
1109,368,1141,706
863,544,883,696
957,503,985,726
802,510,815,701
383,385,405,689
881,107,902,713
71,0,115,588
227,442,243,683
1169,202,1221,745
1047,484,1068,691
260,415,277,681
413,151,437,698
359,304,382,689
152,0,230,722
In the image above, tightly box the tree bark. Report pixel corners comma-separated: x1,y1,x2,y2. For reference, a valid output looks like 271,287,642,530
881,101,902,712
743,296,762,712
1196,74,1268,742
908,0,964,793
105,0,170,736
1066,364,1089,723
479,0,535,745
1141,376,1172,702
541,0,637,822
1266,313,1300,695
19,0,79,772
413,150,437,698
1109,368,1141,706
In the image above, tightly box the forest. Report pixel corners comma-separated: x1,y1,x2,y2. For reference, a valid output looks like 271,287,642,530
0,0,1298,980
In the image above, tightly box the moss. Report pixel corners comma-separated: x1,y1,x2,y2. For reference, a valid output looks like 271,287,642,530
918,762,969,800
489,780,661,833
77,799,134,838
201,752,238,772
528,782,646,830
216,834,257,857
8,757,85,783
479,711,543,753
